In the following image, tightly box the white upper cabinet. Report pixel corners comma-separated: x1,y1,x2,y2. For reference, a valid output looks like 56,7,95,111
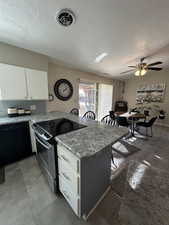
0,63,48,100
26,68,48,100
0,63,27,100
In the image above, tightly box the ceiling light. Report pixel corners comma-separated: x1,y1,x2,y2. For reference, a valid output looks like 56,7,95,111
135,70,141,76
95,53,108,63
140,69,147,76
135,69,147,76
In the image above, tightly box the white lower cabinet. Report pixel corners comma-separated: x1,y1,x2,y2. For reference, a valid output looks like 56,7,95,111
57,143,111,219
58,158,80,195
58,144,80,216
58,145,80,173
59,175,80,215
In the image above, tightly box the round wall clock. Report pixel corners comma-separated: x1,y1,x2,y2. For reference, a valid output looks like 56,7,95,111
54,79,73,101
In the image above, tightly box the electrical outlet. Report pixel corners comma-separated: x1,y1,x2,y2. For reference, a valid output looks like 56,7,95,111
30,105,36,111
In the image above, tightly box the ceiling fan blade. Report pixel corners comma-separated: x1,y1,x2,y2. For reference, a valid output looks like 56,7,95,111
147,61,163,67
140,57,146,63
147,67,162,71
120,69,135,74
128,66,137,68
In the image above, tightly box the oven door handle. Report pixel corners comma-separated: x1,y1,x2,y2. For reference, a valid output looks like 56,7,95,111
35,135,51,150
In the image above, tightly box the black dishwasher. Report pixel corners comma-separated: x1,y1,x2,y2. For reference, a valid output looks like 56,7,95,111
0,122,32,166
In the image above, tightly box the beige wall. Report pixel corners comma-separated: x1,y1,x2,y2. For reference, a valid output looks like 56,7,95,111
124,71,169,126
47,63,117,113
0,42,49,115
0,42,48,71
0,42,124,115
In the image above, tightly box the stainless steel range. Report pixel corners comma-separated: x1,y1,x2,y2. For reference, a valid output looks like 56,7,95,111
32,118,86,193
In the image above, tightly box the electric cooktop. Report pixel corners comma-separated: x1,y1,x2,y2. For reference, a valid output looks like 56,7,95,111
35,118,86,137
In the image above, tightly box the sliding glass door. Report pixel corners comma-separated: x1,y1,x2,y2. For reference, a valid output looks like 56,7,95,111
98,84,113,121
79,82,97,117
79,82,113,120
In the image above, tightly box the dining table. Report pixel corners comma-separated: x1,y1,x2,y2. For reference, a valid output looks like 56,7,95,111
116,111,146,136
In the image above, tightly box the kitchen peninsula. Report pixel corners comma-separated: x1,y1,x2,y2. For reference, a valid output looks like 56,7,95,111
0,111,128,218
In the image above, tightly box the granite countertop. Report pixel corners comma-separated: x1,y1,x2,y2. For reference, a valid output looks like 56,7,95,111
0,111,128,158
0,114,33,125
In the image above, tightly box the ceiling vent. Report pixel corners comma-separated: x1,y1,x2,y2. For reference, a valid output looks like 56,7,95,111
56,9,75,27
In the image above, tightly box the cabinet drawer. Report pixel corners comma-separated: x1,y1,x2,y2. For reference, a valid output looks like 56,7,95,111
58,158,80,195
57,145,79,173
59,175,80,216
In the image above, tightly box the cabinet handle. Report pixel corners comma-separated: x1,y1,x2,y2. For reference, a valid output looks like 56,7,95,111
61,155,70,163
62,172,70,181
63,190,70,200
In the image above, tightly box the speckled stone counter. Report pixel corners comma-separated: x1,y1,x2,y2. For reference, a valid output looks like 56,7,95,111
0,115,33,125
0,111,128,158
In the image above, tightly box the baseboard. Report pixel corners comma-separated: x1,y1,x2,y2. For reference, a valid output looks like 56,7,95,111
83,185,111,220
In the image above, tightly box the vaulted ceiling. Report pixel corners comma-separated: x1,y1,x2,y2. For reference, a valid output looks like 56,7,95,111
1,0,169,78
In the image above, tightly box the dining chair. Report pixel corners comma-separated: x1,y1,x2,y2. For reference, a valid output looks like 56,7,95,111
116,116,131,128
116,116,133,137
70,108,79,116
136,116,157,137
82,111,96,120
101,115,116,167
101,115,116,126
109,110,117,120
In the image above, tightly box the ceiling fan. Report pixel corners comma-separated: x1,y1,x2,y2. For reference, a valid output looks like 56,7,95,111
121,57,163,76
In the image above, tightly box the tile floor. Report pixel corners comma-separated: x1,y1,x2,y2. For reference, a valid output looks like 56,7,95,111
0,125,169,225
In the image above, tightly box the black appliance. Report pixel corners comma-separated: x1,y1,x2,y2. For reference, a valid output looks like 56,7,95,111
114,101,128,112
32,118,86,193
0,122,32,166
0,167,5,184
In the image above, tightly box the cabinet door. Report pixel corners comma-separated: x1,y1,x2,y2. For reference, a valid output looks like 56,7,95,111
0,63,27,100
0,122,32,166
26,68,48,100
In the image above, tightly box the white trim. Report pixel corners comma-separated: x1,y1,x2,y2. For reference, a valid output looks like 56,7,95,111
82,186,111,220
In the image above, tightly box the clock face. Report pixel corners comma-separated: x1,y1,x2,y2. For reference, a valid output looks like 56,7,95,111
54,79,73,101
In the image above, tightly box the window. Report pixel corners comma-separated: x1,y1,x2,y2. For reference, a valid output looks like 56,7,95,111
79,82,97,117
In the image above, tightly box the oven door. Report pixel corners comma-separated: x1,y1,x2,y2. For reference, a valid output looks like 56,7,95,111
35,133,57,192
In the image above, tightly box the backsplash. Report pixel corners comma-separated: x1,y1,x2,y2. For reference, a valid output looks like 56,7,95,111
0,100,47,117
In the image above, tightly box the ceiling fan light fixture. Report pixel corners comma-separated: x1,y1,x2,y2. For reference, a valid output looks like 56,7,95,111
121,57,163,76
135,70,141,76
141,69,147,76
134,69,147,76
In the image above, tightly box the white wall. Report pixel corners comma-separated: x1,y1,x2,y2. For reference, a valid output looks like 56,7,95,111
124,71,169,126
